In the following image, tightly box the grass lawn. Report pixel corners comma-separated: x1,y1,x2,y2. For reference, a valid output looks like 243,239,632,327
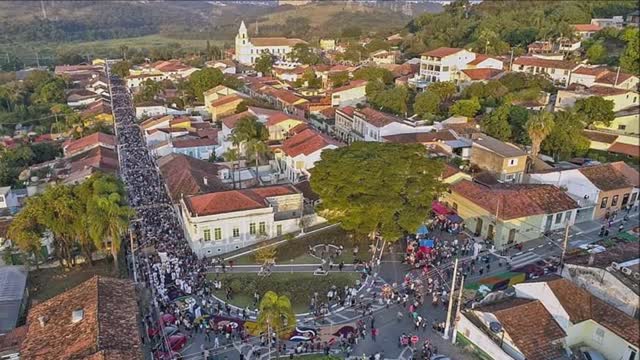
209,272,360,313
28,259,119,303
231,227,363,265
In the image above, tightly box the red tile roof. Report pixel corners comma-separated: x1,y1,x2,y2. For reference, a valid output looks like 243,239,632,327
546,278,639,346
356,107,402,127
477,299,566,360
282,128,340,157
572,65,608,76
578,163,635,190
158,153,228,201
608,142,640,158
461,68,504,81
337,106,355,117
152,60,192,73
221,111,252,129
513,56,576,70
20,276,142,360
64,132,116,156
211,94,244,108
80,100,112,119
422,47,464,58
69,146,119,174
467,54,490,65
610,161,640,187
582,130,619,144
185,185,299,216
250,37,306,47
587,85,632,96
573,24,602,32
172,137,218,149
442,164,461,179
266,112,304,126
594,71,635,86
450,180,579,220
271,88,305,105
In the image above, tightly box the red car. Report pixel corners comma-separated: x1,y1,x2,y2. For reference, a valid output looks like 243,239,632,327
168,333,188,352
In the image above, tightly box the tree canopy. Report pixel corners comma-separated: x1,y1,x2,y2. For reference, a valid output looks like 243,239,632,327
310,142,445,242
542,110,590,160
255,54,274,76
574,96,615,127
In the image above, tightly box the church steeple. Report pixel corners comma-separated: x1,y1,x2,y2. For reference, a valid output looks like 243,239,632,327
238,20,247,39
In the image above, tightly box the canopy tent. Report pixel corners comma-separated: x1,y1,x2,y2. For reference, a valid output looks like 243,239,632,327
416,224,429,235
419,239,434,248
432,201,451,216
447,213,463,223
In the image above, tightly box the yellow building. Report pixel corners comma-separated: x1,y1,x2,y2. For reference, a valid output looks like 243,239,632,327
266,113,305,141
319,39,336,51
91,58,106,66
470,134,528,183
442,180,579,249
596,105,640,135
204,85,240,115
210,94,246,121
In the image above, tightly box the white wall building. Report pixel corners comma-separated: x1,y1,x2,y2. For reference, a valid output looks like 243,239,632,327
330,80,367,107
512,56,577,86
234,21,306,66
418,47,503,84
276,128,340,183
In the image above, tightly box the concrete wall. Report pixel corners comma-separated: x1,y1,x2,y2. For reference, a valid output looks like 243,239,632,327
455,315,518,360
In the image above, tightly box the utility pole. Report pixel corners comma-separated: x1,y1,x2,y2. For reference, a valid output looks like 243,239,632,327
451,275,465,344
559,221,570,273
443,258,459,339
614,66,621,87
129,228,138,283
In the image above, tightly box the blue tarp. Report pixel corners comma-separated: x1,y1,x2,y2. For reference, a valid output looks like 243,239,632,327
416,224,429,235
419,239,434,248
447,214,463,223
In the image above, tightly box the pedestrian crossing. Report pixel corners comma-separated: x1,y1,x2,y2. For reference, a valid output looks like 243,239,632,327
508,251,541,269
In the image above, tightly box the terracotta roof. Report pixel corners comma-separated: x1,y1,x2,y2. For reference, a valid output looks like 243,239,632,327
80,100,112,119
610,161,640,187
64,132,116,156
572,65,608,76
172,137,218,149
442,164,461,179
152,60,192,73
382,130,457,144
20,276,142,360
158,153,228,201
477,299,566,360
356,107,402,127
211,94,244,108
451,180,579,220
587,85,632,96
185,185,299,216
319,107,336,119
221,111,251,129
513,57,576,70
471,133,526,157
331,80,367,93
289,123,310,135
169,116,192,126
422,47,464,58
546,278,640,346
69,146,119,174
270,89,306,105
461,68,504,81
337,106,355,117
608,142,640,158
140,115,171,129
282,128,340,157
595,71,635,85
266,112,304,127
0,325,26,353
582,130,618,144
579,163,634,190
250,37,306,47
467,54,490,65
573,23,602,32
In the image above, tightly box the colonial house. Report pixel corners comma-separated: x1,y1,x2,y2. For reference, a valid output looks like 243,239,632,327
19,276,143,360
209,94,247,121
79,99,113,126
234,21,306,65
66,89,102,108
442,180,580,249
180,185,306,256
457,277,640,360
572,23,602,39
601,105,640,135
458,68,505,86
329,80,367,107
527,162,639,220
126,73,169,90
158,153,229,202
382,130,459,156
148,60,198,79
570,65,639,90
205,59,237,74
469,134,528,183
336,107,435,143
171,137,218,160
555,85,639,112
512,57,577,86
204,85,240,115
275,128,341,183
369,50,398,65
63,132,116,157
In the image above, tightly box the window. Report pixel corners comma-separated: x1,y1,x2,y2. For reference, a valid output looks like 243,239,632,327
249,223,256,235
508,158,518,166
555,213,563,224
592,327,605,345
631,192,638,204
0,195,4,203
564,211,572,223
233,227,240,238
550,68,555,74
612,195,619,207
214,228,222,240
618,125,627,130
600,197,608,208
203,229,211,241
442,66,449,72
563,70,569,75
622,193,630,206
259,222,266,235
277,224,282,236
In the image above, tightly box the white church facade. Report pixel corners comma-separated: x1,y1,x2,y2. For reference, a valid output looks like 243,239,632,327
234,21,307,66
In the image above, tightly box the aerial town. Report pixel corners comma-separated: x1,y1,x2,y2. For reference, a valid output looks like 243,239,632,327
0,1,638,359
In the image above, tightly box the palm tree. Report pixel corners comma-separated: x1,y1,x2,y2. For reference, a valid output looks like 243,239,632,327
255,291,296,336
120,45,129,61
526,110,555,159
223,147,240,189
233,116,270,185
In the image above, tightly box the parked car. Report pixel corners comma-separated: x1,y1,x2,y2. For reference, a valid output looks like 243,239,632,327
168,333,188,352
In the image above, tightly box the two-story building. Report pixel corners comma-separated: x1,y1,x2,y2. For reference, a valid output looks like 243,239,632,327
555,85,639,112
418,47,503,84
570,66,639,90
470,134,528,183
443,180,580,249
329,80,367,107
234,21,306,66
180,185,304,256
338,107,435,143
204,85,240,116
276,128,341,183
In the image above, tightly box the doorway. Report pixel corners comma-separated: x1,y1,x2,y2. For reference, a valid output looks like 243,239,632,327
475,218,483,236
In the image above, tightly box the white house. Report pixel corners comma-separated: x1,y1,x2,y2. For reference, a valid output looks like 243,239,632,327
350,107,435,142
135,104,185,119
417,47,503,84
180,185,306,256
555,85,640,112
0,187,19,209
126,73,169,90
276,128,341,183
573,23,602,39
329,80,367,107
512,56,577,86
570,66,639,90
171,137,218,161
234,21,306,66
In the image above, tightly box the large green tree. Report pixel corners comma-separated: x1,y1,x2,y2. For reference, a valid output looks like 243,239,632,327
619,27,640,75
111,61,132,78
574,96,615,127
255,54,274,76
414,91,442,118
427,81,457,102
288,44,321,65
353,67,394,85
186,68,224,103
481,103,512,141
449,98,481,117
542,110,590,161
526,111,555,159
233,116,269,184
255,291,296,336
310,142,445,242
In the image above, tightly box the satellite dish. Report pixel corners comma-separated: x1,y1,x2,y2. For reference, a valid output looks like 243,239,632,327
489,321,502,333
